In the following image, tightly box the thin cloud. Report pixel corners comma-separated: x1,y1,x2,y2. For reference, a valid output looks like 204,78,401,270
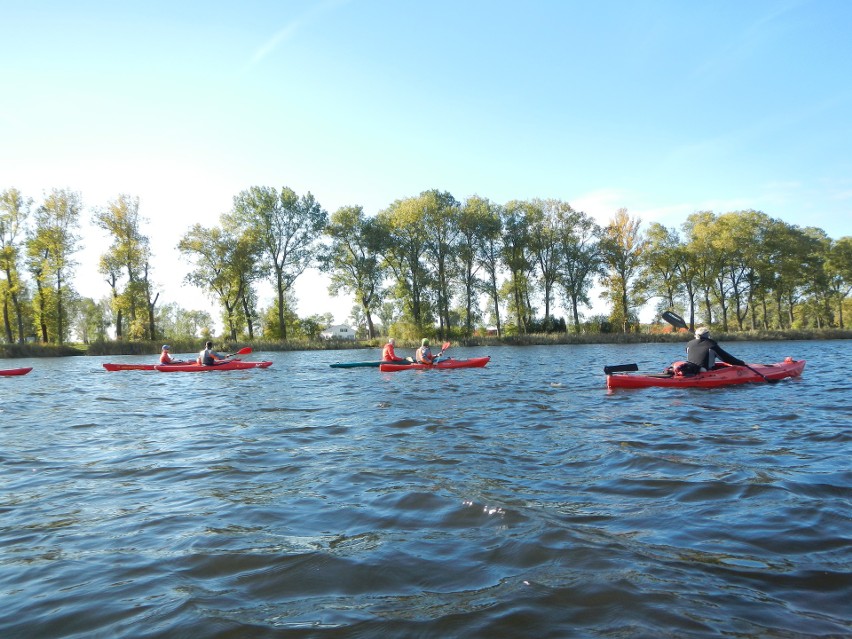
249,0,351,67
250,23,302,66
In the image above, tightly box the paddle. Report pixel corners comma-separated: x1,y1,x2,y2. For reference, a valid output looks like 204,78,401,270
604,363,639,375
660,311,777,384
661,310,688,329
434,341,451,363
224,346,253,359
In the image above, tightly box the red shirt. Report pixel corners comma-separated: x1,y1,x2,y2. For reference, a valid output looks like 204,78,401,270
382,343,398,361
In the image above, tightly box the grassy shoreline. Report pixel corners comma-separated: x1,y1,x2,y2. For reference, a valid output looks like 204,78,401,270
2,328,850,359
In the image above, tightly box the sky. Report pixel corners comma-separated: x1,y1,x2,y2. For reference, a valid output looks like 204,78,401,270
2,0,851,327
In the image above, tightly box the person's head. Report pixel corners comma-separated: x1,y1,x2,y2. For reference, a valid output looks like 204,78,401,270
388,337,395,345
421,338,430,347
695,327,710,339
162,344,170,351
205,341,214,349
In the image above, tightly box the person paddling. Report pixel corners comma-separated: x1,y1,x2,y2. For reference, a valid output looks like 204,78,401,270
685,326,745,373
159,344,179,365
382,337,408,363
415,338,446,365
197,341,232,366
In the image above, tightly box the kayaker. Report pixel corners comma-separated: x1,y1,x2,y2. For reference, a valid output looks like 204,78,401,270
382,337,407,363
415,338,434,364
685,327,746,372
159,345,175,365
197,341,231,366
415,338,445,364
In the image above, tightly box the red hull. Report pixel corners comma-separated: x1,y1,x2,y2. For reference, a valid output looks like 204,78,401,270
380,356,490,372
103,363,158,371
104,360,240,371
154,361,272,372
607,358,805,389
0,367,32,376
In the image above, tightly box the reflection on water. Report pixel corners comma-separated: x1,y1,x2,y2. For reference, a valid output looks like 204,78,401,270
1,342,850,638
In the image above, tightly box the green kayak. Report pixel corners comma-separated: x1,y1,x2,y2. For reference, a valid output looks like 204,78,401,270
330,360,412,368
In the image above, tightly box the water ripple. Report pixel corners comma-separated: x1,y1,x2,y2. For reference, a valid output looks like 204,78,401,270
1,343,850,637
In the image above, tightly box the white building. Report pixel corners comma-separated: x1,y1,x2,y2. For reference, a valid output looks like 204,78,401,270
320,324,356,340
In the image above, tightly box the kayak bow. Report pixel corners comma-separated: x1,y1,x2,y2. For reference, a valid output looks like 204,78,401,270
0,367,33,376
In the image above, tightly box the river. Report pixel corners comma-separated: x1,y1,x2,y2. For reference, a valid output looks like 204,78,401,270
1,341,850,638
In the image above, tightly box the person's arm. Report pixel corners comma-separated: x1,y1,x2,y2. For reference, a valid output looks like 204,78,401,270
712,343,745,366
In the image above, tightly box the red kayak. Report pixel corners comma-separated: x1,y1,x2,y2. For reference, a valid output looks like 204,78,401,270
104,360,241,371
380,356,490,372
0,367,32,376
606,358,805,389
154,360,272,372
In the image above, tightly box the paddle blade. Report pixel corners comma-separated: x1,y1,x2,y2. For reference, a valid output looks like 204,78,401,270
604,363,639,374
661,310,688,329
441,341,451,352
235,346,253,355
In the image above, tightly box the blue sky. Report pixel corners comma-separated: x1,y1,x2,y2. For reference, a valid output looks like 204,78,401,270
2,0,851,324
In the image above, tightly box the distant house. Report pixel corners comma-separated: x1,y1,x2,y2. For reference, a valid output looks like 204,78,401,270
320,324,356,340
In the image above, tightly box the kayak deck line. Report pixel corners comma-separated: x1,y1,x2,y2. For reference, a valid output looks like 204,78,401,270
104,359,246,372
154,361,272,372
379,356,490,372
330,360,413,368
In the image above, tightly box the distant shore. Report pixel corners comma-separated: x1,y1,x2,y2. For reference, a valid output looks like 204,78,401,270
2,328,850,359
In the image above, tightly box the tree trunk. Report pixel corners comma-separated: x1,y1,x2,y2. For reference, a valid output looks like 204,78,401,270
148,291,159,340
2,296,11,342
276,268,286,340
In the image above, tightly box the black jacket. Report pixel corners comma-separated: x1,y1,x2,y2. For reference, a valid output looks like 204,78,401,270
686,336,745,370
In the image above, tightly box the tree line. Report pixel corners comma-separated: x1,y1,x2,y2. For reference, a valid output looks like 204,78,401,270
2,186,851,345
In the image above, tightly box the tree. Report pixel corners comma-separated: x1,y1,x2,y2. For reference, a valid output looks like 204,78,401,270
421,190,460,337
71,296,110,343
501,201,535,333
825,236,852,328
26,189,81,343
376,197,433,330
599,208,647,332
157,303,214,340
527,199,568,324
322,205,384,339
557,209,602,332
232,186,328,340
683,211,723,328
0,188,30,342
457,195,495,336
644,223,684,318
471,198,504,337
178,220,262,341
93,194,159,340
713,210,770,330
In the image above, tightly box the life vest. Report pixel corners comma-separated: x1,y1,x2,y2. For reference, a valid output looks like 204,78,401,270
669,360,701,376
159,352,172,364
416,346,434,364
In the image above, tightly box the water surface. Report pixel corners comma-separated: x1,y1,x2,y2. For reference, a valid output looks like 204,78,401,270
1,341,850,638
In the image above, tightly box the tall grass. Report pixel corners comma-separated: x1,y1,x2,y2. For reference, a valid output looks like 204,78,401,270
3,327,849,359
1,343,86,358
